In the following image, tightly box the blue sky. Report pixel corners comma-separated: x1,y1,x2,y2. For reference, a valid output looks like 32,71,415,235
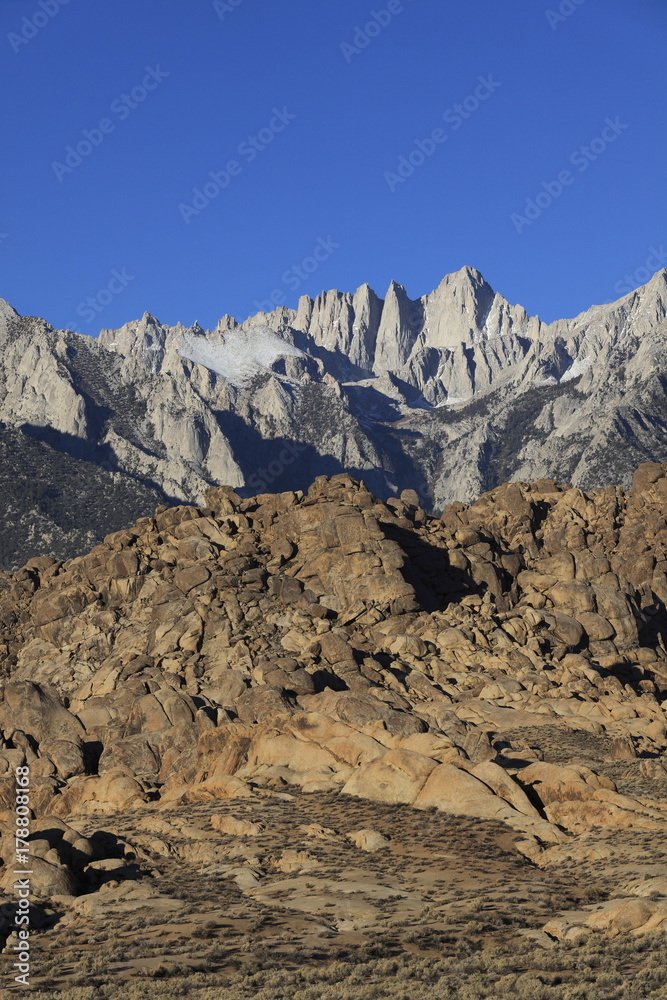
0,0,665,334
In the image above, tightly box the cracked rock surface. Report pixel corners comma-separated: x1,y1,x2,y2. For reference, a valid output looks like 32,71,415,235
1,467,667,992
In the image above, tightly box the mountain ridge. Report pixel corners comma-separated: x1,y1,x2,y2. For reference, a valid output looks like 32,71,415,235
1,265,667,568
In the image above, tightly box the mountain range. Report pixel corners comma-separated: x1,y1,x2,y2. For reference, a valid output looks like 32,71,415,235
1,265,666,568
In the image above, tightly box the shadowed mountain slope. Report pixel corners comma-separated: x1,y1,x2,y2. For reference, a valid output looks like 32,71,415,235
1,267,667,571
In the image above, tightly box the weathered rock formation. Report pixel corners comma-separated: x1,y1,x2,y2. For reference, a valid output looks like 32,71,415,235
0,464,666,961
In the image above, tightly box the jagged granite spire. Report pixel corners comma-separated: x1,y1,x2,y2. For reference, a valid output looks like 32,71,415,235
2,266,667,567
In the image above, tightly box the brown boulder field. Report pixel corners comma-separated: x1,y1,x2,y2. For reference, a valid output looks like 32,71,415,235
0,466,667,991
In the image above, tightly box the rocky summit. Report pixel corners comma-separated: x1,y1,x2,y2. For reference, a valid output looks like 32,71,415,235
2,265,667,569
1,466,667,995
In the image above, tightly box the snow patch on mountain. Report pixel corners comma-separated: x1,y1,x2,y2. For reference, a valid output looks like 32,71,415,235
560,356,593,383
178,324,305,387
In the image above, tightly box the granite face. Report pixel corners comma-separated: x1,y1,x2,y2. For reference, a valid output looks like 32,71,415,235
1,265,666,567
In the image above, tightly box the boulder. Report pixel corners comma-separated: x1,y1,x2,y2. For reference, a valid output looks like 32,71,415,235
342,749,437,804
210,815,263,837
347,829,391,852
0,682,85,746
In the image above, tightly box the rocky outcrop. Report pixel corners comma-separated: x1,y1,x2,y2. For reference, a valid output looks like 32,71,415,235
0,465,665,987
0,465,665,890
